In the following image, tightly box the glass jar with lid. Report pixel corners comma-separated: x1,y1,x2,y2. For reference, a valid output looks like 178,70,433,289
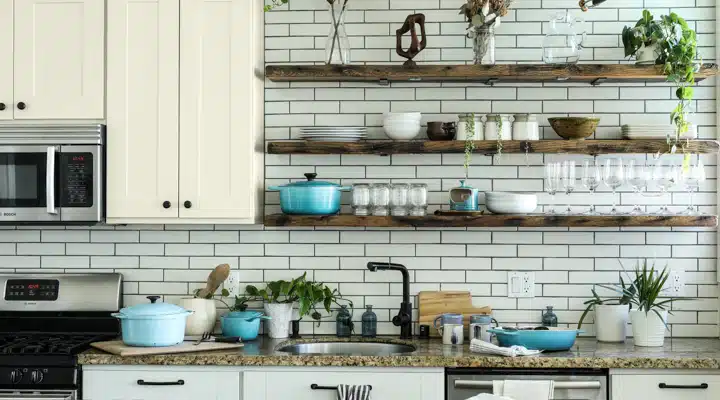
409,183,428,216
390,183,410,216
370,183,390,216
351,183,371,216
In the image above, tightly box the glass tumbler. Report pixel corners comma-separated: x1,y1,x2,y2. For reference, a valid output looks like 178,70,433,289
351,183,370,216
390,183,410,216
370,183,390,216
409,183,428,216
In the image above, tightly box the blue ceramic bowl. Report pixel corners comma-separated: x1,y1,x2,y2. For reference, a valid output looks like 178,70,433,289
488,328,583,351
221,312,263,341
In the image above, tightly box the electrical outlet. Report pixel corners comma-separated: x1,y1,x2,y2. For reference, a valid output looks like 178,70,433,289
666,269,685,296
224,270,241,297
508,271,535,298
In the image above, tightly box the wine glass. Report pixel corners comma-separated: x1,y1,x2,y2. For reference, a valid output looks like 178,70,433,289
653,159,678,214
625,161,650,215
561,161,576,214
681,157,706,215
581,160,601,215
544,162,560,214
603,158,624,214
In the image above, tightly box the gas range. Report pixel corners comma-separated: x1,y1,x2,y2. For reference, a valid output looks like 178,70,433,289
0,274,122,399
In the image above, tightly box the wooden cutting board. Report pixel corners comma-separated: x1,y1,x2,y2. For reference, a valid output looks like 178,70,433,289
91,340,243,356
418,291,492,338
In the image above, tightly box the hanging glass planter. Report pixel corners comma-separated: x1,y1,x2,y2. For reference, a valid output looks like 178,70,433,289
325,0,350,65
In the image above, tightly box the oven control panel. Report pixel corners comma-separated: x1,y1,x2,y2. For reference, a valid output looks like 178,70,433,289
4,279,59,301
61,152,94,207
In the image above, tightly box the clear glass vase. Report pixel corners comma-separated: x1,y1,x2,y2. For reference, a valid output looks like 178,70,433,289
471,26,495,65
325,0,350,65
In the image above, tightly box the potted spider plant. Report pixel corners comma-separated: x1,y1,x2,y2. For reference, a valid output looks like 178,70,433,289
578,276,636,342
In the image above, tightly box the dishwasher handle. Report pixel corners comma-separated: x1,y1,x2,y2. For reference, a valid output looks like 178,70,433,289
454,380,602,390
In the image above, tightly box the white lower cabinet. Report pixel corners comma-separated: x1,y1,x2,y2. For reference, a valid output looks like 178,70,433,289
611,370,720,400
82,366,240,400
243,367,445,400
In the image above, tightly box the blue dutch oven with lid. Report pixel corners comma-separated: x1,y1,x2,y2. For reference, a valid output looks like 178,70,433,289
268,173,351,215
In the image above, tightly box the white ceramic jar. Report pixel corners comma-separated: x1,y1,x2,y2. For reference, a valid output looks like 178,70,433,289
484,114,512,140
177,298,217,335
594,304,628,342
512,114,540,140
456,114,484,141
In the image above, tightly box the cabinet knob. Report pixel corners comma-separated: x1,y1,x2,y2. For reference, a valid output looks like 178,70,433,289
184,201,192,209
162,201,171,209
16,102,26,110
0,103,5,111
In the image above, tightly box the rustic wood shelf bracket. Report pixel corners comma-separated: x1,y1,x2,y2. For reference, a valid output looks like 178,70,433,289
484,78,499,86
591,77,606,86
379,78,390,86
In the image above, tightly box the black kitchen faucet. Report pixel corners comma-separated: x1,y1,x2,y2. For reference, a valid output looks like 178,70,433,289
367,262,412,339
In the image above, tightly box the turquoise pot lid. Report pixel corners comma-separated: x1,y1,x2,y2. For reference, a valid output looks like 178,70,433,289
280,173,340,188
225,311,264,319
118,295,189,317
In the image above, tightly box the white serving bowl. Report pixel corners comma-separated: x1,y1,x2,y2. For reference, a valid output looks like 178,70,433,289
383,121,421,140
384,112,421,120
484,192,538,214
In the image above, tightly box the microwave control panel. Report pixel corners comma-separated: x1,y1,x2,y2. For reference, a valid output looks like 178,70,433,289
61,152,94,207
4,279,59,301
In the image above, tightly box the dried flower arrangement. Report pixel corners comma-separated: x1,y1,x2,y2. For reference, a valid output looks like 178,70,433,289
459,0,514,64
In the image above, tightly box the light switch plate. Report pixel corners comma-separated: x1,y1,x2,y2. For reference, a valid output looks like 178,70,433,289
508,271,534,298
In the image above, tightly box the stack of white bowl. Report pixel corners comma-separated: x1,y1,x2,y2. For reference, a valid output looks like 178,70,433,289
485,192,538,214
383,112,422,140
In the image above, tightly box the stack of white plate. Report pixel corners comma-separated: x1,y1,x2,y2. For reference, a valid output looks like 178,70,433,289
621,124,697,139
299,127,367,142
485,192,538,214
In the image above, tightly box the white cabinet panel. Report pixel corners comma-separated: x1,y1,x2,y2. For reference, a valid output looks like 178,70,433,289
179,0,262,221
0,0,12,120
13,0,104,119
106,0,180,219
612,374,720,400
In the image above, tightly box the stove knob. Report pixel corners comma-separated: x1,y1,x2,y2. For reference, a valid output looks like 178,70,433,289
9,369,22,384
30,369,44,384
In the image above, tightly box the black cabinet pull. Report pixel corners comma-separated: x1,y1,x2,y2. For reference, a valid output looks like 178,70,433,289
163,201,171,209
16,102,25,110
659,383,708,390
137,379,185,386
0,103,5,111
310,384,372,391
184,200,192,209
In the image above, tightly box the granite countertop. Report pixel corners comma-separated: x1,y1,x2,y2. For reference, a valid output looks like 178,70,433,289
78,336,720,369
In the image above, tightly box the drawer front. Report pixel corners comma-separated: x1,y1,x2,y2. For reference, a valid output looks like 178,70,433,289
83,369,239,400
612,374,720,400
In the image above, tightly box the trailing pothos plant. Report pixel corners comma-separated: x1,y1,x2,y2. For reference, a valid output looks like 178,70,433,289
463,114,476,179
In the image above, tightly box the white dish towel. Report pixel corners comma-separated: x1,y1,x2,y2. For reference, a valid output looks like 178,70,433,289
464,395,514,400
337,385,372,400
493,380,554,400
469,339,542,357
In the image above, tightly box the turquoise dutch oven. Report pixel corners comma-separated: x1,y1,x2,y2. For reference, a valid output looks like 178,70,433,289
221,311,271,341
488,327,583,351
268,173,351,215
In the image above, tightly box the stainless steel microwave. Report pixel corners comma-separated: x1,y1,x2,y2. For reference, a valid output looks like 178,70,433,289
0,125,104,224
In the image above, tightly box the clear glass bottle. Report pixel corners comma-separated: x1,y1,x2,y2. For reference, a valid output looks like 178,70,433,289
325,0,350,65
390,183,410,216
352,183,371,216
370,183,390,216
409,183,428,216
541,306,558,327
336,305,352,337
361,305,377,338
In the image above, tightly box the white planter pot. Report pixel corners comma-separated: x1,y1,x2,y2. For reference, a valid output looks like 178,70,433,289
630,309,668,347
177,298,217,335
264,303,294,339
636,42,659,64
595,304,628,342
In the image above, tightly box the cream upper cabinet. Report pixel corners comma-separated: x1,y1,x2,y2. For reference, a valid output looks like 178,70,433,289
106,0,180,220
0,0,12,120
13,0,105,119
178,0,263,221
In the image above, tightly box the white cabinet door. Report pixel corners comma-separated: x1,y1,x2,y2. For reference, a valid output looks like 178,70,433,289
0,0,12,120
106,0,180,220
13,0,104,119
244,368,444,400
83,368,240,400
178,0,263,222
612,374,720,400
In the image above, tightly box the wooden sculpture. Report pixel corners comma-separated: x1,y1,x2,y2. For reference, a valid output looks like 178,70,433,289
396,13,427,67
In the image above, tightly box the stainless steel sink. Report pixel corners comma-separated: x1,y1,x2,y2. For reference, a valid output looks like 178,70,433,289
277,341,416,356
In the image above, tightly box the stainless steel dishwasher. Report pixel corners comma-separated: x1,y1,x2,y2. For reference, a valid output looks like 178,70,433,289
446,368,608,400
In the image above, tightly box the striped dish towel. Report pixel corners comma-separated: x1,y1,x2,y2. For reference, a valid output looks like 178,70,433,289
337,385,372,400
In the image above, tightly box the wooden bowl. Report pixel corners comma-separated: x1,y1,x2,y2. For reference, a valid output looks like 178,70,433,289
548,117,600,140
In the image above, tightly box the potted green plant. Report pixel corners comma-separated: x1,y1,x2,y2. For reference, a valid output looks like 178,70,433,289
622,10,663,64
578,276,636,342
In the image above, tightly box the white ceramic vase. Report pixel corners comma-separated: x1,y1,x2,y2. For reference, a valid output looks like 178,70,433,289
484,114,512,140
264,303,294,339
630,309,668,347
595,304,628,342
636,42,659,64
177,298,217,335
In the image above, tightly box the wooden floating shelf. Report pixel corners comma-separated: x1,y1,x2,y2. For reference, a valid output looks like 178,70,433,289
264,214,718,228
265,64,719,84
267,140,720,155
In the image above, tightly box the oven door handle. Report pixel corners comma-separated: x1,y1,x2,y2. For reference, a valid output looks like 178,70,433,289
46,146,57,215
454,380,602,390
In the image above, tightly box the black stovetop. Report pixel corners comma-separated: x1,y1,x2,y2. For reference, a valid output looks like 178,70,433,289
0,334,113,356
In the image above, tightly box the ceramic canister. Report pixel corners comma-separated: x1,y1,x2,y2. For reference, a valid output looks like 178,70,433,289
457,114,484,141
484,114,512,140
470,314,498,342
449,180,479,211
512,114,540,140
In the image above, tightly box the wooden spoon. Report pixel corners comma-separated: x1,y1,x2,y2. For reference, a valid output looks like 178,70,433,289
196,264,231,298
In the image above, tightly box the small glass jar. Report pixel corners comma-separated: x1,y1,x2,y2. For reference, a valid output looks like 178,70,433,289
390,183,410,216
370,183,390,216
409,183,428,216
361,305,377,338
351,183,371,216
336,305,352,337
541,306,558,327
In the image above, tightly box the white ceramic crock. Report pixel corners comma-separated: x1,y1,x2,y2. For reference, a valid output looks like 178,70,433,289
484,114,512,140
177,298,217,335
264,303,294,339
512,114,539,140
630,309,668,347
595,304,628,343
635,42,660,64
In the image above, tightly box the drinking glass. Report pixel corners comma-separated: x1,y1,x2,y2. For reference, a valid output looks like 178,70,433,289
390,183,410,216
561,161,576,214
351,183,371,216
409,183,428,216
603,158,624,214
681,158,706,215
544,162,560,214
370,183,390,216
625,161,650,214
581,160,601,215
652,159,678,214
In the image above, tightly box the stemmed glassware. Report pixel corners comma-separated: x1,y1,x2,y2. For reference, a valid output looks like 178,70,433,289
561,161,576,214
544,162,560,214
652,159,678,214
680,157,706,215
603,158,624,214
581,160,601,215
625,161,650,215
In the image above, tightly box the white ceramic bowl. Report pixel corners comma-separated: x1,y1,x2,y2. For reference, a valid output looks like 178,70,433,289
384,112,421,120
383,121,421,140
485,192,538,214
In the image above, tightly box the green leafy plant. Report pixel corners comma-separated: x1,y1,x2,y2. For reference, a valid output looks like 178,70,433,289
463,114,476,178
621,10,663,60
264,0,288,11
494,114,504,158
218,289,251,312
577,276,637,329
